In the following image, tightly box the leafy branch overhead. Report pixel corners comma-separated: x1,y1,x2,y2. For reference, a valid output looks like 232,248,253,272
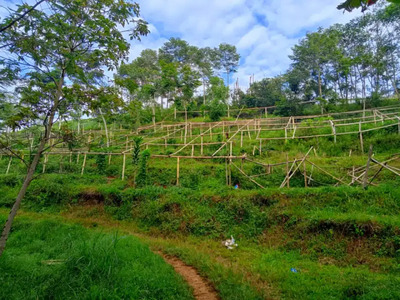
338,0,400,12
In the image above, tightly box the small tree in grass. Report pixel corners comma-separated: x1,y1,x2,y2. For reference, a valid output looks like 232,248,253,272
0,0,148,256
132,136,143,184
137,150,150,187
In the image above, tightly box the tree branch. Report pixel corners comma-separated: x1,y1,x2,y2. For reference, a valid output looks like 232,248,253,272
0,0,47,33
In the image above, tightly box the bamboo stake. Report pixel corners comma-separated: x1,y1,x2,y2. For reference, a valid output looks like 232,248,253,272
42,155,48,173
176,157,180,185
122,153,126,180
280,147,313,188
225,158,229,186
330,120,336,143
240,131,243,147
286,153,290,188
191,144,194,157
201,136,204,156
81,154,87,176
6,157,12,175
359,122,364,153
303,161,307,188
369,163,386,185
363,144,373,188
371,158,400,177
232,162,265,189
305,159,347,186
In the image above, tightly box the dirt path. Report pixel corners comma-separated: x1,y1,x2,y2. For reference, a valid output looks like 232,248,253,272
159,253,219,300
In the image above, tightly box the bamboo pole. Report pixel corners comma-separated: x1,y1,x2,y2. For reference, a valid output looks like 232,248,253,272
371,158,400,177
240,131,243,147
369,163,386,185
305,159,348,186
303,161,307,188
330,120,336,143
280,147,313,188
201,136,204,156
286,153,290,188
122,153,126,180
359,122,364,153
176,157,180,185
225,158,228,186
363,145,373,188
6,157,12,175
42,155,48,173
80,153,87,176
232,162,265,189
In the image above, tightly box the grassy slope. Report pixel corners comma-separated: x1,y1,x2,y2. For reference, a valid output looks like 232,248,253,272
0,214,193,300
2,177,400,299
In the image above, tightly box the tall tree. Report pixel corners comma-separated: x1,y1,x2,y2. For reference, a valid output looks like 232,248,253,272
0,0,148,256
213,44,240,87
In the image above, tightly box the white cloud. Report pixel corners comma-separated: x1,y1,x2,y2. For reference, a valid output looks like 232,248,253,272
0,0,363,90
127,0,362,90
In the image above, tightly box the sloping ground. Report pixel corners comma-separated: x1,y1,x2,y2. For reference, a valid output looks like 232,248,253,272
0,214,194,300
160,253,219,300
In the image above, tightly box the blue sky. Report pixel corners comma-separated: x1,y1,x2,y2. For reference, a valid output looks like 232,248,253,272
0,0,361,89
127,0,361,89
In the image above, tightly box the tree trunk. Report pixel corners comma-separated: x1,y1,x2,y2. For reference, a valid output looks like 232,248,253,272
0,73,65,257
318,68,322,98
203,78,206,106
98,108,109,148
152,100,156,132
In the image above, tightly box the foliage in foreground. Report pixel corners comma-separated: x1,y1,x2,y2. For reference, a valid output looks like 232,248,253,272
0,216,193,300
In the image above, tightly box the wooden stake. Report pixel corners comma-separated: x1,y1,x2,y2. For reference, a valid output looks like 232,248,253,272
191,144,194,157
286,153,290,188
176,157,180,185
285,128,288,143
6,157,12,175
42,155,48,174
232,162,265,189
363,144,373,189
122,153,126,180
225,158,229,185
240,131,243,148
81,154,87,176
359,122,364,153
330,120,336,143
280,147,313,188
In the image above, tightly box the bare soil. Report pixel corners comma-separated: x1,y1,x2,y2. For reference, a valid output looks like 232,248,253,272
159,253,219,300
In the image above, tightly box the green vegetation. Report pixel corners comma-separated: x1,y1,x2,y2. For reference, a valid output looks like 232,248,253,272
1,0,400,299
0,214,193,300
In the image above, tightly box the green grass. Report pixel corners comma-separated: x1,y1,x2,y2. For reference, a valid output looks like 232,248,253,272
0,214,193,300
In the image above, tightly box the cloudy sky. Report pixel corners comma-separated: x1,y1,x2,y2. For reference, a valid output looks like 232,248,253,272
128,0,361,89
0,0,361,89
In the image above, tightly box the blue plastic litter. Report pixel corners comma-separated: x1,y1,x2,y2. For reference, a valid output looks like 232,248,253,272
291,268,298,273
